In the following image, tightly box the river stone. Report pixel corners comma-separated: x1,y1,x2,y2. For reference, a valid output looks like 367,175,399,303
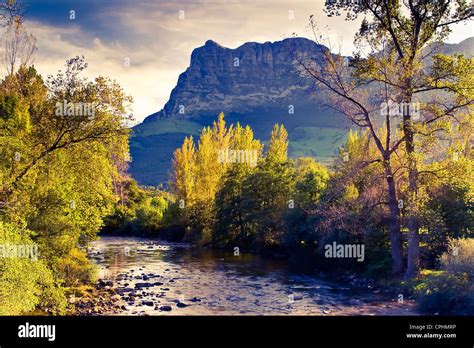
134,282,154,289
159,305,172,311
98,279,113,287
117,287,134,294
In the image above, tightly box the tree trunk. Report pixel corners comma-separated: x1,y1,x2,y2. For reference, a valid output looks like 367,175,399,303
405,206,420,278
384,161,404,275
403,98,420,279
404,166,420,279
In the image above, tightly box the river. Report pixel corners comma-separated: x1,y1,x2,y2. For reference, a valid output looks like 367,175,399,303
88,236,417,316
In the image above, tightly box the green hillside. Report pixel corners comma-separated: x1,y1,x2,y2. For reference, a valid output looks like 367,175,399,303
130,110,348,186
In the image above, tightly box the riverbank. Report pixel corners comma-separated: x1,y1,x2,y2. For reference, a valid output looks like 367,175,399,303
73,282,126,316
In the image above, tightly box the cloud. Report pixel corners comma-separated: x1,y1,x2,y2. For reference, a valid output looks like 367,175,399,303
13,0,474,123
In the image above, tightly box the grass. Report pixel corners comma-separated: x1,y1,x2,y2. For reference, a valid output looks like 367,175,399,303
289,126,348,162
132,119,203,138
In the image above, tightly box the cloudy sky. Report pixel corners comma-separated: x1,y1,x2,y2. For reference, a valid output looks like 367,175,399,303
13,0,474,123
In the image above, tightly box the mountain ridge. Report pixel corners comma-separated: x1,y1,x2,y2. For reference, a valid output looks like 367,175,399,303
143,37,328,123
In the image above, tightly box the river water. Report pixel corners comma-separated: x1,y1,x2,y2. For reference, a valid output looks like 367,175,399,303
89,236,417,316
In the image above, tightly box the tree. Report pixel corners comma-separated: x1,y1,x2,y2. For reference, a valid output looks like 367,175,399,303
0,0,24,26
170,135,196,215
0,56,132,200
243,124,295,250
294,157,330,209
1,16,36,77
191,115,232,242
0,54,133,313
0,221,67,315
215,165,255,247
214,123,263,247
296,34,405,274
267,124,289,163
301,0,473,277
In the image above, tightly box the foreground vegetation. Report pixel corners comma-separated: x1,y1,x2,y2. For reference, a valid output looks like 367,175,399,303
0,1,132,313
0,54,132,314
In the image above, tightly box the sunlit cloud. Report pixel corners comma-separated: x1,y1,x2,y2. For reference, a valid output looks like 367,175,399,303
8,0,473,123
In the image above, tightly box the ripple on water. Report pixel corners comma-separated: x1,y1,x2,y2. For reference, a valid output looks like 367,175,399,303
89,236,417,316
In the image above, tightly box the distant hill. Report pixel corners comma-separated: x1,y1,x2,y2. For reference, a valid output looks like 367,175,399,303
130,37,473,186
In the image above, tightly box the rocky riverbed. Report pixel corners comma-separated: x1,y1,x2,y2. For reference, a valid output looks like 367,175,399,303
81,236,417,316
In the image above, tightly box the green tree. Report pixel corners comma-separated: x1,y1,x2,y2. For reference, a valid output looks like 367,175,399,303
214,123,263,247
294,157,329,209
0,56,133,312
242,124,295,250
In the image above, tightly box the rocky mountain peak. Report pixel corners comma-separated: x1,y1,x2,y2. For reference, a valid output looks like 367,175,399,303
144,37,325,123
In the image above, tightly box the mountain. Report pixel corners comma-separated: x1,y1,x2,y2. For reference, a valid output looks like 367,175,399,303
131,37,348,185
143,38,329,122
130,37,473,186
428,37,474,56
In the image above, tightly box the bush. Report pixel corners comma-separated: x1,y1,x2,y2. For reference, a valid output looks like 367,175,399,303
414,238,474,315
55,248,97,287
364,228,392,277
134,196,168,233
440,238,474,277
0,221,67,315
414,271,473,315
102,185,172,236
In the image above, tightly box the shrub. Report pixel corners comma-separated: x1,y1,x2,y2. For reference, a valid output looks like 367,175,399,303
0,221,67,315
55,248,97,287
440,238,474,277
414,271,473,315
414,238,474,315
364,228,392,277
134,196,168,233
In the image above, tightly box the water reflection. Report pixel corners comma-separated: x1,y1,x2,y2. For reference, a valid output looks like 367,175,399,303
89,236,416,316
